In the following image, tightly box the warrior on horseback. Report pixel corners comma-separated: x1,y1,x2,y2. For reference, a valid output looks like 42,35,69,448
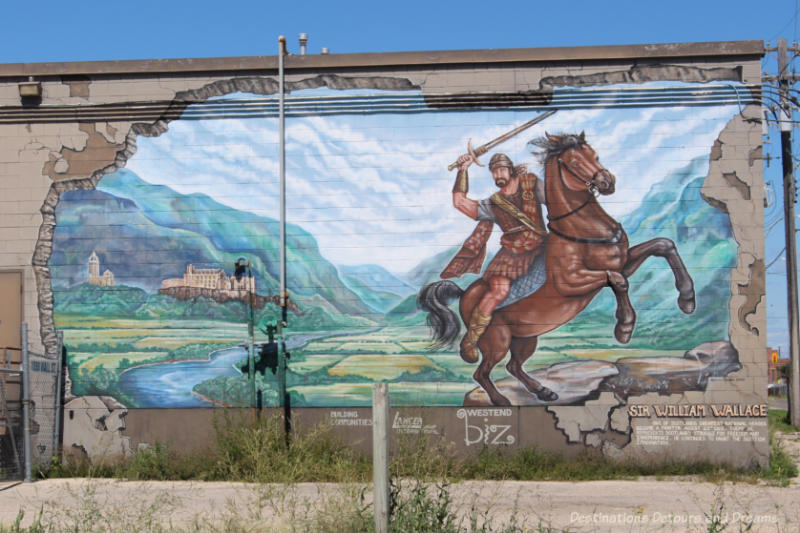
443,152,547,363
419,130,696,406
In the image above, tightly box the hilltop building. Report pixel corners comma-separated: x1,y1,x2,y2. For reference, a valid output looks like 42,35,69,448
160,264,256,293
88,251,115,287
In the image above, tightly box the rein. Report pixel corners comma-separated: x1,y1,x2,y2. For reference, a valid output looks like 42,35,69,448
547,222,624,245
547,155,622,245
558,157,603,197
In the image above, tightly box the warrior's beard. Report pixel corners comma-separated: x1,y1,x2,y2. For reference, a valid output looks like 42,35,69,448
494,177,509,187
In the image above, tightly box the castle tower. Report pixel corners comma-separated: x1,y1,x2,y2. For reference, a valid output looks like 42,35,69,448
88,251,100,283
88,251,115,286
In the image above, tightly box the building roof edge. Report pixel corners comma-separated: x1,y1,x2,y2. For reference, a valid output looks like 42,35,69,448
0,40,765,79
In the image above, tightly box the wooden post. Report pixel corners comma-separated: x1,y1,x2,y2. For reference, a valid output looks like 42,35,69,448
372,382,390,533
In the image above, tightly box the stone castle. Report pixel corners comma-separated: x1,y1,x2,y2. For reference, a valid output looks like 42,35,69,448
160,264,256,293
88,251,115,286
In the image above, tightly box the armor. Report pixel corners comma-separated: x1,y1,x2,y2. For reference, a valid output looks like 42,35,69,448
452,169,469,193
443,171,545,280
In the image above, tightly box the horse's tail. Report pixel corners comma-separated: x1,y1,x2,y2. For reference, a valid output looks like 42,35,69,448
417,280,464,349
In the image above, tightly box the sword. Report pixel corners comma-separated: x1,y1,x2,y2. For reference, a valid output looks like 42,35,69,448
447,109,557,171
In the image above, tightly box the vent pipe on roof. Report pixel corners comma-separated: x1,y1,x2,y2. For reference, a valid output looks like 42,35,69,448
321,47,330,55
298,33,308,55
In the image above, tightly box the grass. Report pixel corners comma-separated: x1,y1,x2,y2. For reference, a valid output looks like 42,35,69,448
0,481,541,533
209,413,371,483
44,413,371,484
79,351,169,371
6,409,797,532
39,410,799,487
768,408,800,435
327,355,442,380
56,314,727,409
764,409,800,486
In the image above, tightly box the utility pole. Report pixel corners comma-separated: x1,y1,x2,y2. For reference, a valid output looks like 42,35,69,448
278,36,291,441
777,38,800,426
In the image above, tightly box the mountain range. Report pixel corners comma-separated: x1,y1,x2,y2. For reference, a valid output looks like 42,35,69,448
50,156,736,349
50,169,371,318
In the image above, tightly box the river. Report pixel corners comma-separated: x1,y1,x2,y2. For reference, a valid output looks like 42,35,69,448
117,332,343,407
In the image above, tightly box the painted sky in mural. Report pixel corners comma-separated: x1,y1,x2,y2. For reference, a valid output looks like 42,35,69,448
50,83,744,408
125,85,740,273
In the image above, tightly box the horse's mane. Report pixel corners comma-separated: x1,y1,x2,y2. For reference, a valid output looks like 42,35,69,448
528,133,585,164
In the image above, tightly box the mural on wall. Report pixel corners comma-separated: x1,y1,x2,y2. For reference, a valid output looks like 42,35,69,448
48,83,746,410
420,129,715,407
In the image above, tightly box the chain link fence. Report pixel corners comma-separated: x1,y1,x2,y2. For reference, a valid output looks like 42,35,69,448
0,362,23,481
28,348,61,469
0,326,62,482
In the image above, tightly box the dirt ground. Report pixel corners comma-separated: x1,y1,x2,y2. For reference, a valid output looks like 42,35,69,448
1,464,799,532
1,430,798,532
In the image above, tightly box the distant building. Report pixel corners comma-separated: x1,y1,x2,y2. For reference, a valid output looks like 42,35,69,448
767,347,789,397
767,347,789,383
160,264,256,293
88,251,115,286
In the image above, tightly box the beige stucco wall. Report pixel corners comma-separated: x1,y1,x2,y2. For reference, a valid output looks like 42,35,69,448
0,41,769,466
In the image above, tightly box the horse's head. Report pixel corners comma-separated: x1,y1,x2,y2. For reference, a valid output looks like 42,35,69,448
532,132,616,196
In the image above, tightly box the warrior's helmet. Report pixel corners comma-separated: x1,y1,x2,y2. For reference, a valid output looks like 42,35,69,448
488,153,514,171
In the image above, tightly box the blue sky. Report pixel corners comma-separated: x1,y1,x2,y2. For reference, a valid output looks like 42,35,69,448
3,0,798,351
0,0,797,63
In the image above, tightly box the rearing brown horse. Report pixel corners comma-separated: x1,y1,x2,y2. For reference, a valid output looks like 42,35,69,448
419,132,696,406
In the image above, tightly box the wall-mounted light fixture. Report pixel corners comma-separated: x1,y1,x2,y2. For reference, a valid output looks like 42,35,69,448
18,76,42,99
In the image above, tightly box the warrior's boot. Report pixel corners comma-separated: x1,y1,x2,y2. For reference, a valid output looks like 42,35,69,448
460,309,492,363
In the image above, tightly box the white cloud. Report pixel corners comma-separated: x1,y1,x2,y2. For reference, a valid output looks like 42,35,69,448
123,86,739,272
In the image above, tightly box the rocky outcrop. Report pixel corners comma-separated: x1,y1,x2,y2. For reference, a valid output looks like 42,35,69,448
464,340,741,406
464,360,618,407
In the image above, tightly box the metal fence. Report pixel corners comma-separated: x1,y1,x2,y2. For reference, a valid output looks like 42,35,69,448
0,365,23,480
0,324,63,482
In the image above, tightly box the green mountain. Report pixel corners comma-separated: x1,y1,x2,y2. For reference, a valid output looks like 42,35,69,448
50,169,372,320
558,156,735,348
338,264,415,313
403,156,736,349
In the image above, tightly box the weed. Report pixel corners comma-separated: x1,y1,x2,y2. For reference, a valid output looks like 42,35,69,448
768,409,800,436
391,431,457,480
1,482,178,533
36,408,800,487
761,439,798,486
301,485,373,533
41,444,213,481
210,412,371,483
0,509,45,533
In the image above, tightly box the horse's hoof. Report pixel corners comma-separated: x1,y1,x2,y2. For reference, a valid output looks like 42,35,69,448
459,342,479,363
679,293,696,314
536,387,558,402
614,323,633,344
491,395,512,407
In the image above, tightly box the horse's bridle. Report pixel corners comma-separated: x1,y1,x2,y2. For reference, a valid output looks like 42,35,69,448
546,155,623,245
559,156,605,196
